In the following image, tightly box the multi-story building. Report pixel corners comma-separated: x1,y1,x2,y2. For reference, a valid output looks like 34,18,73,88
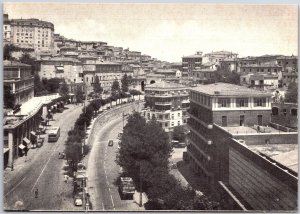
277,56,298,86
143,81,190,132
36,57,83,83
271,102,298,129
219,58,239,72
182,51,203,78
83,61,123,92
187,83,297,210
240,62,282,75
155,69,182,79
191,68,216,84
203,51,238,64
3,14,11,44
240,74,279,90
10,17,54,53
4,60,34,106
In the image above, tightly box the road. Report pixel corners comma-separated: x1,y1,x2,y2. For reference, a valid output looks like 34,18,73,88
87,102,144,211
3,104,84,211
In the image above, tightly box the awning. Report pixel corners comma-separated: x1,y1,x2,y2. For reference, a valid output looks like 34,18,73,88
19,144,26,150
23,137,30,146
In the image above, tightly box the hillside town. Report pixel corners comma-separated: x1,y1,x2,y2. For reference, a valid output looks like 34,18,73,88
3,8,298,212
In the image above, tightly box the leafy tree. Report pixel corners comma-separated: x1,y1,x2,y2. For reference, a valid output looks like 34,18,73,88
76,86,84,103
59,80,69,100
3,44,13,60
19,52,36,74
285,82,298,103
65,142,82,167
129,89,142,96
121,74,129,93
4,85,14,108
172,126,186,142
34,74,47,96
215,67,240,85
93,75,103,97
43,78,62,93
111,79,120,97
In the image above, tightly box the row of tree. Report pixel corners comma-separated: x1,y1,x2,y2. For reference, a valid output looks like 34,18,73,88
116,113,218,210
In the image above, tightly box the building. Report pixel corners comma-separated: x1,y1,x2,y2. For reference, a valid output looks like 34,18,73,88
277,56,298,86
36,57,83,83
155,69,182,79
203,51,238,64
271,102,298,129
3,14,11,44
240,74,279,90
10,17,54,53
187,83,297,210
191,68,216,84
143,81,190,132
83,61,123,92
219,58,239,72
4,60,34,106
182,51,203,77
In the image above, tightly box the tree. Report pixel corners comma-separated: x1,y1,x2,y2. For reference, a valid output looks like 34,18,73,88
215,66,240,85
76,86,84,103
285,82,298,103
121,74,129,93
59,80,69,100
111,79,120,97
172,126,186,142
34,74,47,96
19,52,36,74
93,75,103,97
43,78,62,93
4,85,14,108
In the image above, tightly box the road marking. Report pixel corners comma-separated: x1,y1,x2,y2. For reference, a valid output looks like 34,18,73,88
4,177,26,197
110,194,115,210
31,145,57,192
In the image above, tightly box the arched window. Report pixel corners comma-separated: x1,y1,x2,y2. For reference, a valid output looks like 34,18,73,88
291,108,297,116
271,107,279,115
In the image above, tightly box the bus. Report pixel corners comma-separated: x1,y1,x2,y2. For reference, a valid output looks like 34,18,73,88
48,126,60,142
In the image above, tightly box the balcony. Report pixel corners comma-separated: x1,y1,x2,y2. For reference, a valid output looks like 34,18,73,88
155,101,172,105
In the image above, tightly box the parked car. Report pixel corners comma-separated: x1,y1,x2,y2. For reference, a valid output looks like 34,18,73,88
108,140,114,146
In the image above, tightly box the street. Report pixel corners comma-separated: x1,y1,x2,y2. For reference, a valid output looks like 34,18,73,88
3,104,84,211
87,102,144,211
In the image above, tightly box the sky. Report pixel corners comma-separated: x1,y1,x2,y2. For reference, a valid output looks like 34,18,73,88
4,3,298,62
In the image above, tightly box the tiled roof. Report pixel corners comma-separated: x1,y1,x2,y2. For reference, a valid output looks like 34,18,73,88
3,60,31,67
191,83,272,96
277,56,298,60
183,54,202,58
205,50,238,56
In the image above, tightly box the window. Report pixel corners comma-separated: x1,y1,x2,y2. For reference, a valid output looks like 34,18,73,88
165,122,168,127
257,115,263,125
171,122,174,127
254,98,266,107
221,116,227,127
291,108,297,116
236,98,248,107
240,115,245,126
177,121,180,126
218,98,230,107
272,107,279,115
171,114,174,120
178,113,180,117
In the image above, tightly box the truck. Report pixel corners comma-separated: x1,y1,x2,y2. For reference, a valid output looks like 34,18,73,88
119,177,135,199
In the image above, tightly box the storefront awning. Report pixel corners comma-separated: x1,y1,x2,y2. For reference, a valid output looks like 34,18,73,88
23,137,30,146
19,144,26,150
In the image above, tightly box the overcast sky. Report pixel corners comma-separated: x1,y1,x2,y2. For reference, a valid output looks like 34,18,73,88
4,3,298,62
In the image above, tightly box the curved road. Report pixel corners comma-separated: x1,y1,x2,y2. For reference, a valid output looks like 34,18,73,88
87,102,144,211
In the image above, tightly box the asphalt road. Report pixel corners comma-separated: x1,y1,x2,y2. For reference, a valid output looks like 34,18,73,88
3,104,84,211
87,102,144,211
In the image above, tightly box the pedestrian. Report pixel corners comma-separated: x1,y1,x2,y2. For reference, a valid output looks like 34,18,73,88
34,188,38,198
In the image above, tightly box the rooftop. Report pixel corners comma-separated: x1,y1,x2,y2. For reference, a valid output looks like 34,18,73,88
205,50,238,56
3,60,31,67
248,144,298,173
224,125,280,135
241,62,281,67
146,81,187,90
183,54,203,58
156,69,178,73
193,68,216,72
191,83,272,96
277,55,298,60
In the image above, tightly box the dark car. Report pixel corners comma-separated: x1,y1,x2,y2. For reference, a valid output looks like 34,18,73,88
108,140,114,146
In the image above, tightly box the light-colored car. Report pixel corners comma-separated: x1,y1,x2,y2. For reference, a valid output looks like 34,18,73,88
74,197,83,206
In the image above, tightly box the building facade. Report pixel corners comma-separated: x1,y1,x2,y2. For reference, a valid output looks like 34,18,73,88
4,60,34,106
203,51,238,64
3,14,11,44
191,68,216,84
10,17,54,53
182,52,203,77
240,74,279,90
277,56,298,86
143,81,190,132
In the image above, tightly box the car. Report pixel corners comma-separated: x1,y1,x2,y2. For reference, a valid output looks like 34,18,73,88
108,140,114,146
74,196,83,206
58,152,65,159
